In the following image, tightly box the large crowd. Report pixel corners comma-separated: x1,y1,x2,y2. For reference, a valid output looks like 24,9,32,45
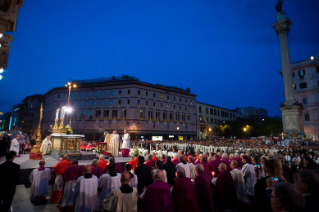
1,136,319,212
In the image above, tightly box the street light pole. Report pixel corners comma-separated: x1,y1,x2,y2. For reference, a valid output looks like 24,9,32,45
65,82,77,127
177,127,180,141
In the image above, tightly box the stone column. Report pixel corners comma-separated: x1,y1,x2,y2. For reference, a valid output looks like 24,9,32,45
273,11,304,136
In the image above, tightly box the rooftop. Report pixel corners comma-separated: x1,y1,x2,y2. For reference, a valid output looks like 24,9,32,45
45,75,195,96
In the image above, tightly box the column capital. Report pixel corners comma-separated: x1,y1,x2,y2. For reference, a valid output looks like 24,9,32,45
273,18,292,37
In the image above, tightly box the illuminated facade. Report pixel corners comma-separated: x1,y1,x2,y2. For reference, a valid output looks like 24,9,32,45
43,76,197,140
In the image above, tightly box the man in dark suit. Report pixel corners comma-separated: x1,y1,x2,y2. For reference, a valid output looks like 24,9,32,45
134,156,152,195
0,151,20,212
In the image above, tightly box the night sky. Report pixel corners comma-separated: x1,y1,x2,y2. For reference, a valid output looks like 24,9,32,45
1,0,318,116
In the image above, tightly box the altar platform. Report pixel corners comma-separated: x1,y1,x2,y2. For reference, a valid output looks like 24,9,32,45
9,152,131,187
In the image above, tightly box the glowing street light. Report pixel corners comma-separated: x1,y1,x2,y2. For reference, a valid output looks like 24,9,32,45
310,56,315,60
0,75,3,80
0,33,3,38
0,68,3,74
65,107,73,113
65,82,77,126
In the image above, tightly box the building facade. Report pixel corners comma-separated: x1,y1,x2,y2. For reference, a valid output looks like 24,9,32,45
0,0,23,70
43,76,197,140
236,107,268,123
9,94,43,135
196,102,237,139
291,56,319,139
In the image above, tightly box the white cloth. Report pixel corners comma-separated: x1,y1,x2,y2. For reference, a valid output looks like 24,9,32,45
187,163,197,180
103,187,139,212
130,174,138,188
123,133,130,149
53,174,64,191
74,175,99,212
241,163,256,196
98,173,121,208
230,168,249,203
176,162,191,178
110,134,120,157
29,168,51,200
40,138,52,155
9,138,20,154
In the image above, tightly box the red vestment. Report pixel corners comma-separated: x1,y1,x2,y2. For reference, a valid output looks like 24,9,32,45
97,160,108,172
128,158,138,170
142,180,174,212
172,158,179,166
152,156,159,162
172,177,200,212
194,173,214,212
145,160,155,168
215,170,238,211
53,160,72,175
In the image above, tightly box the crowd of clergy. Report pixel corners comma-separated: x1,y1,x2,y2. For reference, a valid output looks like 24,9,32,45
1,136,319,212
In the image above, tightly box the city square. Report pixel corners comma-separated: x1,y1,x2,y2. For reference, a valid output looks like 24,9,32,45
0,0,319,212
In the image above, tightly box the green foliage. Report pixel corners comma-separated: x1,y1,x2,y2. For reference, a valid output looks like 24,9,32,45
216,117,283,138
130,146,139,159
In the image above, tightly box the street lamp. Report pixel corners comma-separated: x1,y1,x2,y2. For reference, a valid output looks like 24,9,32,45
177,127,180,141
0,68,3,74
243,127,247,139
65,82,77,126
209,128,212,140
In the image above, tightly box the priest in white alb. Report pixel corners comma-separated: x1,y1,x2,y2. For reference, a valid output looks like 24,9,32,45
122,129,130,157
40,136,52,156
73,164,99,212
110,130,119,157
29,160,51,203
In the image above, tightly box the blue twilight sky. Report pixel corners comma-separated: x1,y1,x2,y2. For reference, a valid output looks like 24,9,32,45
0,0,319,116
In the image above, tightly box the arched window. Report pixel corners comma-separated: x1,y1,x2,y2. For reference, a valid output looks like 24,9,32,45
305,113,310,121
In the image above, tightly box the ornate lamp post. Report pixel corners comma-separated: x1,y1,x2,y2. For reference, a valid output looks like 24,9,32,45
65,82,77,127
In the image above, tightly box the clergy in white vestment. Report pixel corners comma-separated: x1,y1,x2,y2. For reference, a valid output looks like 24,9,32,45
10,135,21,156
241,155,256,196
40,136,52,156
103,171,139,212
104,132,111,152
187,157,197,180
98,163,121,208
176,155,191,178
122,129,130,157
230,160,249,203
29,160,51,203
73,165,99,212
110,130,120,157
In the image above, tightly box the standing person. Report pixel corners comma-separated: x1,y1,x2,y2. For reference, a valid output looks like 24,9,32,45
163,156,176,187
0,136,6,161
127,153,139,173
9,135,21,157
194,164,214,212
91,159,103,178
122,129,130,157
142,170,174,212
230,160,249,203
51,155,72,204
29,160,51,204
125,164,138,188
103,131,111,152
3,133,11,151
110,130,120,157
102,172,139,212
134,156,152,195
241,155,256,197
172,167,200,212
97,155,109,173
215,163,238,211
40,136,52,156
0,151,20,211
61,161,84,211
73,165,99,212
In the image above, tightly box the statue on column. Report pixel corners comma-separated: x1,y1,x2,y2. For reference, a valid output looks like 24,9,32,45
276,0,283,13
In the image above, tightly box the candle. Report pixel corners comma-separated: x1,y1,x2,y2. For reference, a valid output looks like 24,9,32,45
211,171,215,177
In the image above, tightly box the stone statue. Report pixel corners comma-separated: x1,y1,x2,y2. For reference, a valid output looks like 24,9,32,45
276,0,283,13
